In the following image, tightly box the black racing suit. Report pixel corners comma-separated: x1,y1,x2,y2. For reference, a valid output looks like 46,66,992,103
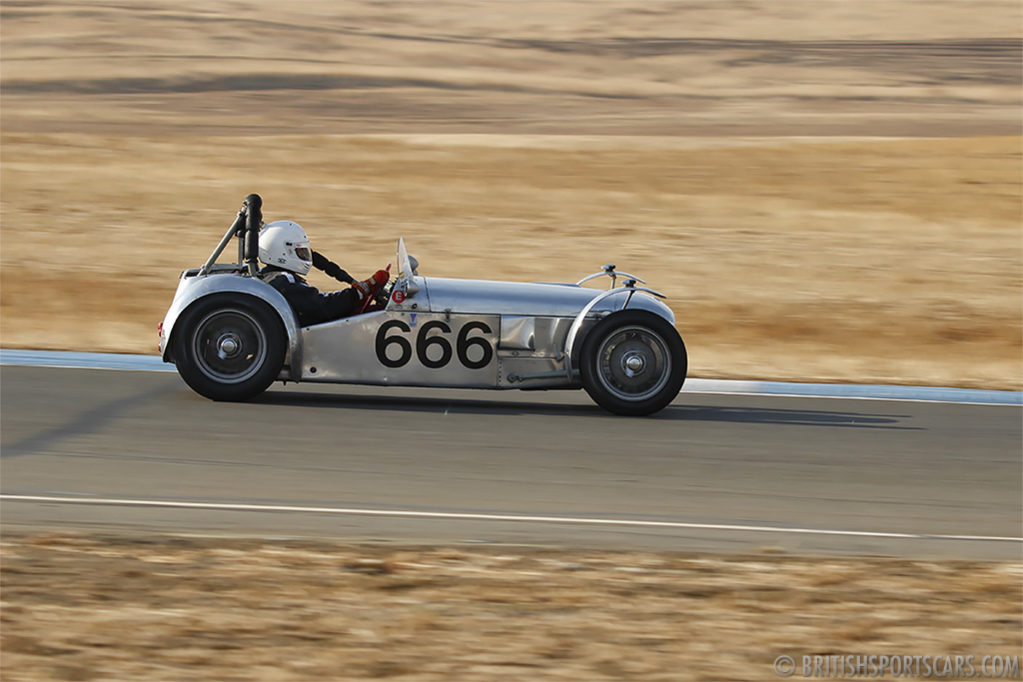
260,251,361,326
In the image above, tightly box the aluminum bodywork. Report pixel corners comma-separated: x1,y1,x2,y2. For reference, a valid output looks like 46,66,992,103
404,276,673,321
161,254,676,391
300,310,503,387
299,308,584,389
405,276,674,387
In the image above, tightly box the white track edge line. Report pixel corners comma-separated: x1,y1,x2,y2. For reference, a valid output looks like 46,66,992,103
2,494,1019,543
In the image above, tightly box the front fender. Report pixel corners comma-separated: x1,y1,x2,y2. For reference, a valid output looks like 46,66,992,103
563,290,676,373
160,273,302,380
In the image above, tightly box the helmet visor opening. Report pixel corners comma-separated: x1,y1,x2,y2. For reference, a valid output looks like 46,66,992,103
294,246,311,262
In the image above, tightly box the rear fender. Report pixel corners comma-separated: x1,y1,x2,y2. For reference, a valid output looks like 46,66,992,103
161,274,302,380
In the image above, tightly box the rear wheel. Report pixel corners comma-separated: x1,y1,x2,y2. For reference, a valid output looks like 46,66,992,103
173,294,285,401
579,310,686,416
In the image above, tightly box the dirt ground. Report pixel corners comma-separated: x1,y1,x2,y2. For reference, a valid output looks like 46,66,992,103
1,0,1021,388
2,533,1021,682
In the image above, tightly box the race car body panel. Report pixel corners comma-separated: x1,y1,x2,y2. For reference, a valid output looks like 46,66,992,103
407,276,674,323
300,310,502,388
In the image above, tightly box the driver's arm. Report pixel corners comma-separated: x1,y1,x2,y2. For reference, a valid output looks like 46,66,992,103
312,250,355,285
265,272,359,326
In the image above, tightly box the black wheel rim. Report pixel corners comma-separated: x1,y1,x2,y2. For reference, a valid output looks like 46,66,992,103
192,308,267,384
595,325,671,402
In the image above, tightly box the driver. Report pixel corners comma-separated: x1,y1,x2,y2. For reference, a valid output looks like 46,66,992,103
257,220,389,326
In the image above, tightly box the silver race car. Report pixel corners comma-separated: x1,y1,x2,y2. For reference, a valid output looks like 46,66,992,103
159,195,687,415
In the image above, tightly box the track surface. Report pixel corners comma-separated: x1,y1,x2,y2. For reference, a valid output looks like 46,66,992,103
1,366,1020,558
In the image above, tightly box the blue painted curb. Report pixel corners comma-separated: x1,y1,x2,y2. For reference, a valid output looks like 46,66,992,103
0,349,174,373
2,349,1020,405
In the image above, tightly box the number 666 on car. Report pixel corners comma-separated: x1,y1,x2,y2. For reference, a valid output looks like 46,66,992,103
159,196,687,416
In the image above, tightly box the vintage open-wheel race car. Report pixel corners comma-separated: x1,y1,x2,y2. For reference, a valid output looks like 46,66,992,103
159,195,687,415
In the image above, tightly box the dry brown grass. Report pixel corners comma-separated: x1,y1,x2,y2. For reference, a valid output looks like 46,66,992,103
2,533,1020,681
2,0,1021,388
2,133,1020,387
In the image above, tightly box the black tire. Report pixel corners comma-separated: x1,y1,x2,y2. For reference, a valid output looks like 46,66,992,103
579,310,687,416
173,294,286,401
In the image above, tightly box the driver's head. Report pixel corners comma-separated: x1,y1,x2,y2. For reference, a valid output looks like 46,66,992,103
258,220,312,275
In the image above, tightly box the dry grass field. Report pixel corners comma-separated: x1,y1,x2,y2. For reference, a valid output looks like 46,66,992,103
1,0,1021,387
2,533,1021,682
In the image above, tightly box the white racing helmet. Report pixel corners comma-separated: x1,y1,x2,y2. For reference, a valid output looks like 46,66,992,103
258,220,312,275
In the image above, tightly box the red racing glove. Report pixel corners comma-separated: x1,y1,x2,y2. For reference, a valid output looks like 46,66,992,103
353,269,390,299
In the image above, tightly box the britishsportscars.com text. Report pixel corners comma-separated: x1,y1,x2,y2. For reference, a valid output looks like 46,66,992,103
773,654,1020,679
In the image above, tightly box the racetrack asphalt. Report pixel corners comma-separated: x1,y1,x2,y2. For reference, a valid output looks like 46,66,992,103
1,366,1020,559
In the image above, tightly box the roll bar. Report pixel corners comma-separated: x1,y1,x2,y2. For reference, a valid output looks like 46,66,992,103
198,193,263,277
243,193,261,276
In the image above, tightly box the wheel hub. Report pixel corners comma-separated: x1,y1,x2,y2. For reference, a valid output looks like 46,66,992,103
621,351,646,377
217,333,241,359
595,326,671,402
192,308,268,385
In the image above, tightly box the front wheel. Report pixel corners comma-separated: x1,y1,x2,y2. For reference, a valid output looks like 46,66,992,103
173,294,286,401
579,311,687,416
